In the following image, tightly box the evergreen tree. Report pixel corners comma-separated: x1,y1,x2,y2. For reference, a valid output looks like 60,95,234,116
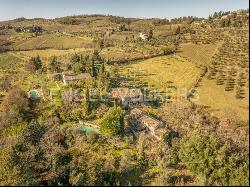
148,29,153,40
92,50,100,62
91,59,96,77
100,106,124,136
28,55,42,71
175,26,181,35
82,87,90,117
137,133,148,169
79,54,86,73
72,54,86,73
49,56,61,73
71,53,80,63
179,130,249,186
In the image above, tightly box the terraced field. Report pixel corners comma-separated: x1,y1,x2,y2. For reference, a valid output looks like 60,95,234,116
178,42,220,67
101,43,165,63
13,48,92,58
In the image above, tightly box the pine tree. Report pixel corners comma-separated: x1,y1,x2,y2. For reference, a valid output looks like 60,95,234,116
97,71,105,90
49,56,61,73
71,53,80,63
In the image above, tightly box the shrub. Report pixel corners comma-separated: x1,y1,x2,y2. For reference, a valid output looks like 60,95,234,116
20,120,46,145
163,47,174,55
163,130,178,146
27,56,43,72
161,149,179,168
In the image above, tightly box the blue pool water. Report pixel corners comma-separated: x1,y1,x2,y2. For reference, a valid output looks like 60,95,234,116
82,126,99,135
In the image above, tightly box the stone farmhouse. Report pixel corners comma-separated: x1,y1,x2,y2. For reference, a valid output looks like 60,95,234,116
111,88,143,108
130,108,166,141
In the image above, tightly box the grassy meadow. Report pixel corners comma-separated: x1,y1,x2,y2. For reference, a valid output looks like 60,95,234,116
12,33,94,50
0,53,23,69
192,75,249,122
118,55,203,99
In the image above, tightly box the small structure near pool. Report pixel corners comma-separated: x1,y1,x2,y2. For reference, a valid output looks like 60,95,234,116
28,89,42,101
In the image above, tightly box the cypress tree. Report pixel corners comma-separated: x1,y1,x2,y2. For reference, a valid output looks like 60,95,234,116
82,87,90,117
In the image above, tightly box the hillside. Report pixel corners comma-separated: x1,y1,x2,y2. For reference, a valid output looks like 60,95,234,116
0,9,249,186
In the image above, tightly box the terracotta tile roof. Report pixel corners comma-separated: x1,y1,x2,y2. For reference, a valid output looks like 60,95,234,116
111,88,142,99
154,128,166,138
130,108,144,117
139,115,163,129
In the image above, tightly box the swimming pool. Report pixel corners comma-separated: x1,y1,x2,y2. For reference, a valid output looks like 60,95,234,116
82,126,99,135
